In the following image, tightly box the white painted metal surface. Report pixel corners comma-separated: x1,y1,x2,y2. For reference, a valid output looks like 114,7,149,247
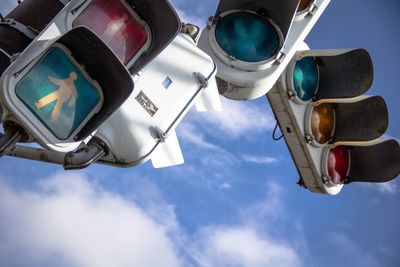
95,34,220,168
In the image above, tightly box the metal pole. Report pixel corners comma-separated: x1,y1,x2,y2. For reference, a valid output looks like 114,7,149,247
7,145,66,165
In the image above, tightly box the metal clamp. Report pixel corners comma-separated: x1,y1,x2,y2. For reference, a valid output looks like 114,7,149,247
0,18,38,40
275,51,286,65
64,139,108,170
321,176,330,185
309,3,318,16
150,126,166,143
194,72,209,88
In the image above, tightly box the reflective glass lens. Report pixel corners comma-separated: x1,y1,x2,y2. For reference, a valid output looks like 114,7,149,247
327,146,350,185
16,46,101,140
298,0,313,12
215,12,280,62
293,56,318,101
311,103,335,144
73,0,148,64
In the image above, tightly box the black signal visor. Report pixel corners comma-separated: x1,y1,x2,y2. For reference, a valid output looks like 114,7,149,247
57,27,134,140
331,96,388,143
126,0,181,74
346,139,400,184
314,49,373,100
215,0,300,44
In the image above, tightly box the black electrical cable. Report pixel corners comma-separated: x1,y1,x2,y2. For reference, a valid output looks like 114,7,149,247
272,119,284,141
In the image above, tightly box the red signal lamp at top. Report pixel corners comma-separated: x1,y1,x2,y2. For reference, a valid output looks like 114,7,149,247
73,0,150,65
36,0,181,74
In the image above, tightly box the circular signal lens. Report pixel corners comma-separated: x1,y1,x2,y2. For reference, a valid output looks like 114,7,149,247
215,12,280,62
327,146,350,185
311,103,335,144
298,0,313,12
293,56,318,101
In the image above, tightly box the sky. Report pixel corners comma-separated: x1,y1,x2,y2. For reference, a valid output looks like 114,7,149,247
0,0,399,267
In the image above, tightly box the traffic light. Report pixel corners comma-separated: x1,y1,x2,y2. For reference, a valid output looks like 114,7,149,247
198,0,330,100
0,27,133,154
63,29,221,170
0,0,181,156
267,48,400,195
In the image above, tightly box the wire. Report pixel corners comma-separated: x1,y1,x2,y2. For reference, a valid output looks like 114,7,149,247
272,119,284,141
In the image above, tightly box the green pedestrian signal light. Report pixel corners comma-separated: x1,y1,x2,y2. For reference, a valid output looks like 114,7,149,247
15,45,103,140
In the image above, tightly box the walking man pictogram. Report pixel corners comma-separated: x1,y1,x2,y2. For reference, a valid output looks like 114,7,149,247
35,72,78,123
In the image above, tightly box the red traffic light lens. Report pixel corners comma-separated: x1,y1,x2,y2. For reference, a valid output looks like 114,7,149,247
311,103,335,144
327,146,350,185
73,0,149,65
298,0,313,12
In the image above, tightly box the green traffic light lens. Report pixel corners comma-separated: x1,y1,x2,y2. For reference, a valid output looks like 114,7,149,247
293,56,319,101
215,12,280,63
16,46,102,140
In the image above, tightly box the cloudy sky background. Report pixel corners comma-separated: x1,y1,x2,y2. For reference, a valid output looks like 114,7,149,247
0,0,399,267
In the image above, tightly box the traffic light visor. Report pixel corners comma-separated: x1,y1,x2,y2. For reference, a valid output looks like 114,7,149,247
293,56,319,101
73,0,149,65
215,11,280,62
15,45,102,140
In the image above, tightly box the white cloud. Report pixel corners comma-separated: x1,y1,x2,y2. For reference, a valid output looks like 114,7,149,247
243,155,279,165
0,173,182,267
362,180,398,195
192,227,301,267
219,182,232,189
325,232,381,267
188,98,275,138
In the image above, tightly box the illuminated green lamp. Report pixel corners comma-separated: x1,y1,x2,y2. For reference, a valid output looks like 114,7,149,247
16,46,102,140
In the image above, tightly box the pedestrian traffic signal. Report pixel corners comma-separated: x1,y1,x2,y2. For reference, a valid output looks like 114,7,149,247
198,0,330,100
0,27,133,153
267,48,400,195
63,30,221,170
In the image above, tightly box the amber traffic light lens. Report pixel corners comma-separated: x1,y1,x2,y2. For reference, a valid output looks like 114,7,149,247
311,103,335,144
298,0,313,12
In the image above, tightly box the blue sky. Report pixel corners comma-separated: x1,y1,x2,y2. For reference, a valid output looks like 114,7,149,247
0,0,399,267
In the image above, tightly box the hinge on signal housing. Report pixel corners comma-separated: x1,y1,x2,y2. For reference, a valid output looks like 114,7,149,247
276,51,286,65
309,3,318,16
194,72,209,88
150,126,166,143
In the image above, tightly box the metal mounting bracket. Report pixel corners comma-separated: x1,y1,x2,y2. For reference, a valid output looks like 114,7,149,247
151,126,167,143
0,18,38,40
194,72,209,88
